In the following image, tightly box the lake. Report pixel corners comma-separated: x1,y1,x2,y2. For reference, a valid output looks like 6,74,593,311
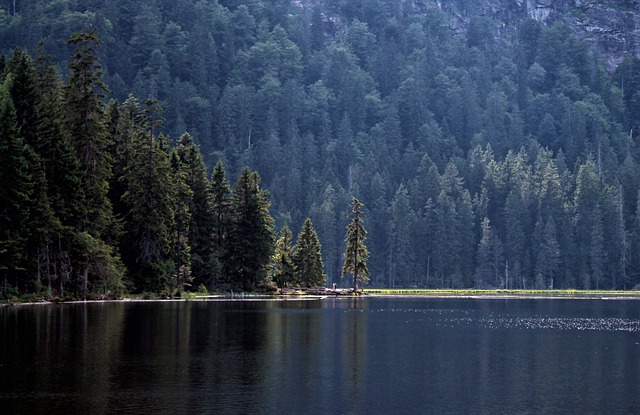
1,297,639,414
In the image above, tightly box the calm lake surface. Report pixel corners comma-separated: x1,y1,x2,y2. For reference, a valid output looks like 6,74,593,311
1,297,639,414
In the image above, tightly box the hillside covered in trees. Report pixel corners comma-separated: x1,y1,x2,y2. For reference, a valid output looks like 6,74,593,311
2,0,640,295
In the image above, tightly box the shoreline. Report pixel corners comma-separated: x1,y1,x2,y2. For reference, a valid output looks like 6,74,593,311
3,288,640,307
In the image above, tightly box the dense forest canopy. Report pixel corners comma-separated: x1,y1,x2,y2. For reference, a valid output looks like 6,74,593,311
2,0,640,296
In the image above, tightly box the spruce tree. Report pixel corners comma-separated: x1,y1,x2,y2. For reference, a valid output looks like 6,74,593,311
170,148,193,296
534,216,561,289
342,197,370,292
294,218,326,288
65,30,123,296
0,76,32,293
7,48,39,147
210,160,231,289
273,223,295,290
33,43,82,229
476,217,494,288
225,167,274,291
6,47,61,294
120,96,176,293
173,133,213,291
65,30,113,234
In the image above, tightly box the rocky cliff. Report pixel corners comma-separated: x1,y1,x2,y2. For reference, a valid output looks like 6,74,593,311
415,0,640,70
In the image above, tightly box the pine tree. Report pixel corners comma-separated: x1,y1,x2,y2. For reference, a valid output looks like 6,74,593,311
65,30,123,296
0,76,32,293
34,44,82,229
273,223,295,290
30,51,81,295
121,98,176,294
65,30,113,234
342,197,370,292
476,217,492,288
170,148,193,296
294,218,326,288
6,47,61,294
574,158,602,289
210,160,231,289
388,184,415,288
7,47,39,147
225,168,275,291
534,216,561,289
310,184,339,284
173,133,213,292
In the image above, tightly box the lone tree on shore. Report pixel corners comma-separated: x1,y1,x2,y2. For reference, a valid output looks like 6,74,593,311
342,197,370,292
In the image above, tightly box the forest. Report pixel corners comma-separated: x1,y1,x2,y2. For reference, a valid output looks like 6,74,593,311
2,0,640,298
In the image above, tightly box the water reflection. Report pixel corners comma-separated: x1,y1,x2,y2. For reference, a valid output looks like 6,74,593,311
1,298,639,414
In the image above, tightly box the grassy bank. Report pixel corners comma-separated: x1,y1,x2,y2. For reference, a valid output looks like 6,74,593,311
364,289,640,298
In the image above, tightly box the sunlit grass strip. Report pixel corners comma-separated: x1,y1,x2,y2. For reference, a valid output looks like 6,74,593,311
364,289,640,297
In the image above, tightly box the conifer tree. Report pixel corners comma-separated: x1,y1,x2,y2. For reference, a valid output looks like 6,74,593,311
121,97,176,293
342,197,370,292
65,30,123,296
273,223,295,290
388,184,415,288
173,133,213,291
6,47,61,294
225,167,275,291
7,48,39,147
294,218,326,288
210,160,231,289
34,44,82,229
65,30,113,234
170,148,193,296
534,216,561,289
476,217,494,288
0,76,32,293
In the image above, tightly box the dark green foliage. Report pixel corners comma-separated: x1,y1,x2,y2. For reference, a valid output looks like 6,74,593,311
173,133,214,291
224,168,274,291
294,218,325,288
210,160,231,289
3,3,640,293
64,30,124,297
0,76,32,290
272,223,295,289
120,98,176,293
342,198,370,291
64,30,113,234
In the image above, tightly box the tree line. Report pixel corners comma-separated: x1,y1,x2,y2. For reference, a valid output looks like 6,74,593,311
0,32,328,299
2,1,640,290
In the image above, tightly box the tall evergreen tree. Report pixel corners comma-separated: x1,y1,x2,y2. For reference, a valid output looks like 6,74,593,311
121,98,176,293
7,47,39,147
225,167,275,291
6,47,61,294
210,160,231,289
172,132,213,291
342,197,370,292
65,30,113,234
0,76,32,293
170,148,193,296
65,30,123,296
388,184,415,288
273,223,295,290
534,216,561,289
294,218,325,288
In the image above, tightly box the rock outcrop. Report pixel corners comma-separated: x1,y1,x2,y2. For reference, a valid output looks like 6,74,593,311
412,0,640,70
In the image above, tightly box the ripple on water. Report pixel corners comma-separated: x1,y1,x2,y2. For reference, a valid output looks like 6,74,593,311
345,307,640,332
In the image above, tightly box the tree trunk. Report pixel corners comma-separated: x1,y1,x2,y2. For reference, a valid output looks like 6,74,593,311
83,267,88,300
47,250,51,295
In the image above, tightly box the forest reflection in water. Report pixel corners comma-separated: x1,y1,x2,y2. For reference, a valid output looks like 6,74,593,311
1,297,639,414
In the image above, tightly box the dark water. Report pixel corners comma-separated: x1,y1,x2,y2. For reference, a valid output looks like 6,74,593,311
1,297,639,414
